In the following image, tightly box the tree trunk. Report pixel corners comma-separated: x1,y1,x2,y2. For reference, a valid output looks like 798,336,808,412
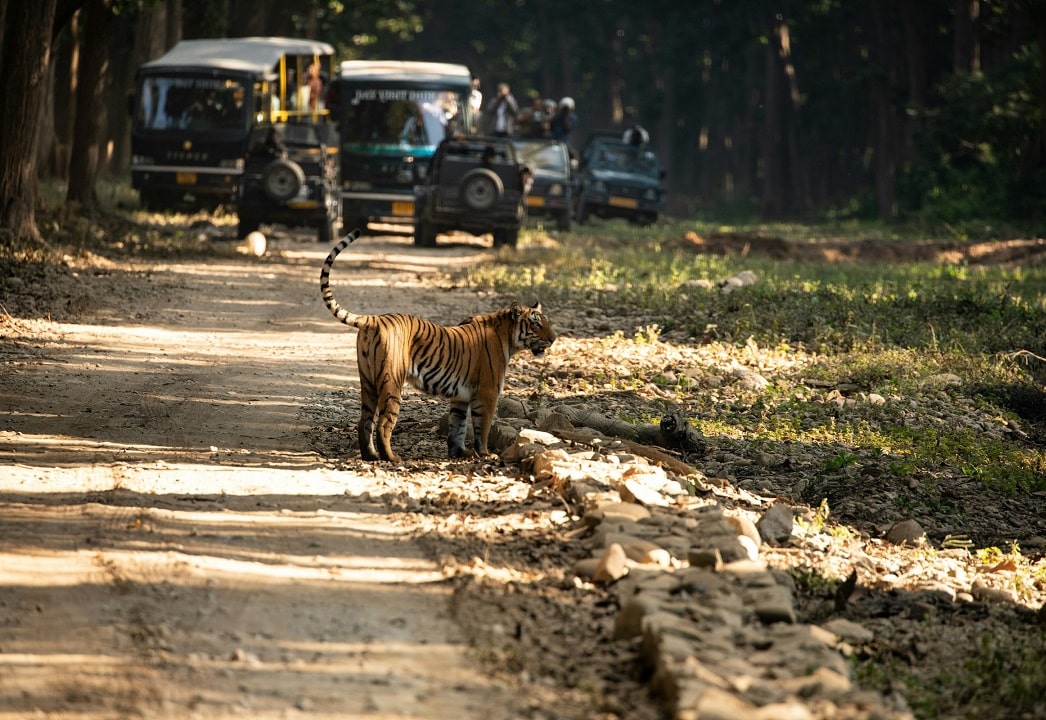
106,10,137,176
761,9,788,219
953,0,980,73
867,1,898,219
0,0,59,247
165,0,181,46
66,0,111,207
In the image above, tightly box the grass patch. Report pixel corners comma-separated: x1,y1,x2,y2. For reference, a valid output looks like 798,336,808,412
480,222,1046,502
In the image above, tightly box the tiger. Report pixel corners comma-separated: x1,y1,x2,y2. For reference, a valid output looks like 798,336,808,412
320,229,556,462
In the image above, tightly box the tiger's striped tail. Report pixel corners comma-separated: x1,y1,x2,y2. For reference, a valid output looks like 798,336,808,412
320,228,364,327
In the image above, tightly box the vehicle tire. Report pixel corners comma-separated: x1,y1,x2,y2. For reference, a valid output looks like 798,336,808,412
238,216,261,238
414,220,438,247
555,208,572,232
459,169,503,211
492,227,518,248
262,159,306,202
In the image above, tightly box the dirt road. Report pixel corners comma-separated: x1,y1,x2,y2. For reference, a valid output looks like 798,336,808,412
0,234,538,719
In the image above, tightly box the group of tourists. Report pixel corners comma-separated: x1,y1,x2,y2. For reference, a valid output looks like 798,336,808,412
472,79,579,145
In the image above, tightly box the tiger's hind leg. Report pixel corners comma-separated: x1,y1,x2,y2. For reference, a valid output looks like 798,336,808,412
447,401,474,459
357,377,381,461
373,381,405,463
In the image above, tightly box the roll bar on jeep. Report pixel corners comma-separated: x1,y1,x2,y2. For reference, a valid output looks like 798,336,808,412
130,36,336,211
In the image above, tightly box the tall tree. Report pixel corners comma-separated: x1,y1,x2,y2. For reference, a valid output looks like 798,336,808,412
0,0,60,246
66,0,113,206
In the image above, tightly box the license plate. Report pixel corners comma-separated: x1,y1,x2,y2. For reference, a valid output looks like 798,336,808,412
391,201,414,216
176,172,197,185
608,196,638,209
526,196,545,207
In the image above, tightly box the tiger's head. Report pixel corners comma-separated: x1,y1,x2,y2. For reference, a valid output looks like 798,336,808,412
511,301,556,357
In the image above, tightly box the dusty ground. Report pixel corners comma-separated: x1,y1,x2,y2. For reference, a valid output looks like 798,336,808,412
2,225,1044,719
0,231,618,720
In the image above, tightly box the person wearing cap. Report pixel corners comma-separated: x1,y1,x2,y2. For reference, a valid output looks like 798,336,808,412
550,96,578,144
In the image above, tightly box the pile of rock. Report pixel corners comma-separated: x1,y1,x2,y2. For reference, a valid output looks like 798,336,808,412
496,415,913,720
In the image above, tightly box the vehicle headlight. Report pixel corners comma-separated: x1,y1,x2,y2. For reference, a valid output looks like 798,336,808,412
131,155,154,166
220,158,244,171
644,188,657,200
548,183,564,196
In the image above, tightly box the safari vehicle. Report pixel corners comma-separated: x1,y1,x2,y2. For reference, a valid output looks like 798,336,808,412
237,122,340,243
325,61,475,233
510,138,576,231
130,36,335,211
413,136,529,248
575,131,666,225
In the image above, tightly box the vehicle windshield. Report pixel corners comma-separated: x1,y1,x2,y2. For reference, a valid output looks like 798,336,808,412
136,76,249,131
512,142,567,173
340,88,464,151
588,144,660,179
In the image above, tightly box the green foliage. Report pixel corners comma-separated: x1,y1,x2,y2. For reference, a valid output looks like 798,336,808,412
856,626,1046,719
474,224,1046,501
900,45,1045,227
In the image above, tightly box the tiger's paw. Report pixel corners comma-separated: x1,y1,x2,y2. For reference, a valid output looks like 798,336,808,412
447,443,479,460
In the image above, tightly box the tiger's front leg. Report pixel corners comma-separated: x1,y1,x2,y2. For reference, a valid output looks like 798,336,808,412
446,401,473,459
471,393,498,456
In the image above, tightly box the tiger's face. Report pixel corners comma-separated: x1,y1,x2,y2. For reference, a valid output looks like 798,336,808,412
513,302,556,357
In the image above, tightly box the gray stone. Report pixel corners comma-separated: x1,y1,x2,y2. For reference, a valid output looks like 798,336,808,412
537,411,574,433
751,586,796,624
584,501,652,526
753,702,813,720
496,395,528,418
687,547,724,570
593,543,629,583
724,513,762,547
688,686,759,720
776,667,852,701
822,618,874,644
885,519,926,546
614,592,663,639
620,477,672,506
691,532,757,563
757,503,795,546
517,427,562,446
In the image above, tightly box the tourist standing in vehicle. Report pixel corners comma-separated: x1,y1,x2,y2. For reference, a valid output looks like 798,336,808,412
485,83,518,137
470,77,483,121
550,96,578,145
306,61,324,111
518,96,552,138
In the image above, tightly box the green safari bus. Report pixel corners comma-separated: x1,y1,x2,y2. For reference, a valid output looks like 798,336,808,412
325,61,475,232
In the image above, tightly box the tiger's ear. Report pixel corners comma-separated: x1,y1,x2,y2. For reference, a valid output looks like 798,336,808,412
510,301,524,320
530,301,542,313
